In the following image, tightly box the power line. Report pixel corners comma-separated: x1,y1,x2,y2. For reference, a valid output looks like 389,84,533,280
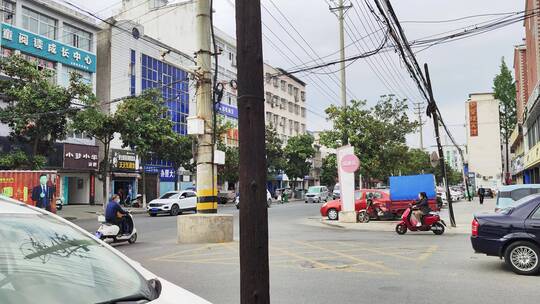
401,10,531,24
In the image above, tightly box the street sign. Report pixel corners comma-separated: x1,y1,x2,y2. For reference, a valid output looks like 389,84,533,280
430,151,439,168
340,154,360,173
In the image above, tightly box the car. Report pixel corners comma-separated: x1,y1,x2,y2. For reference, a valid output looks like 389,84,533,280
147,190,197,216
495,184,540,212
320,189,390,220
484,188,495,198
0,195,211,303
332,183,340,199
305,186,329,203
471,193,540,275
235,189,273,209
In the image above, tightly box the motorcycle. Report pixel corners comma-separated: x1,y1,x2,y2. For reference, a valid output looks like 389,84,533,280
357,196,395,223
395,205,446,235
95,212,138,244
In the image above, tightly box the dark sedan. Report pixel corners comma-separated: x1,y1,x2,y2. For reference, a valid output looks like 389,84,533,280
471,194,540,275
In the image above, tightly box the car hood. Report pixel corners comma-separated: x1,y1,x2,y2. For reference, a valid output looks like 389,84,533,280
150,278,211,303
149,199,175,205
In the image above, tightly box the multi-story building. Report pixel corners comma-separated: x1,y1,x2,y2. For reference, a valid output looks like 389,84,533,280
263,63,307,143
115,0,239,147
442,144,466,173
465,93,503,189
510,44,527,183
96,18,194,202
0,0,101,204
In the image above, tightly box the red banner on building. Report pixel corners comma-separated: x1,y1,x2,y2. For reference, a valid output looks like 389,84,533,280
469,102,478,137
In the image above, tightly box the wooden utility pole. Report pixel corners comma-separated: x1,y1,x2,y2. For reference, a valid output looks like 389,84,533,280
424,63,456,227
236,0,270,303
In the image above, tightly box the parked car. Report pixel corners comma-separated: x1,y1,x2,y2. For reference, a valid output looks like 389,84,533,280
332,183,340,199
0,195,211,303
235,189,273,209
471,193,540,275
305,186,329,203
495,184,540,212
147,190,197,216
320,189,389,220
484,188,495,198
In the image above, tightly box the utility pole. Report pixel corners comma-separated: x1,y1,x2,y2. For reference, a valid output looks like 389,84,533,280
195,0,217,214
424,63,456,227
413,102,425,150
236,0,270,303
329,0,352,144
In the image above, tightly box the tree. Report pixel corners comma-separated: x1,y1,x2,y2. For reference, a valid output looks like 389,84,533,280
218,146,239,189
493,57,516,184
0,55,90,158
158,134,194,190
115,90,177,207
399,148,462,186
0,150,46,170
265,126,286,179
320,96,418,185
320,153,337,187
283,134,315,189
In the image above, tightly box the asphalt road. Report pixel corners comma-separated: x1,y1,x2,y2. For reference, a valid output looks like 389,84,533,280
74,200,538,304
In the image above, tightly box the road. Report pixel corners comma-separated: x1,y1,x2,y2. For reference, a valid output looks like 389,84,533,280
74,199,538,304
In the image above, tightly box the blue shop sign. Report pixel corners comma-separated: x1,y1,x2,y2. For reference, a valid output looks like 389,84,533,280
144,165,176,182
217,102,238,119
1,23,96,73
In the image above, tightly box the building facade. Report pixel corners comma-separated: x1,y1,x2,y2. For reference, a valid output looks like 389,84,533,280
96,19,194,202
510,44,527,183
465,93,503,189
0,0,101,204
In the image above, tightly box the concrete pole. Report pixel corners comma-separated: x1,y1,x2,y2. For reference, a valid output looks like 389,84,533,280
339,0,347,109
195,0,217,214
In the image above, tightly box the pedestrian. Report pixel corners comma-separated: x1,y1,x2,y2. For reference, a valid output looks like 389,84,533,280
478,187,485,205
31,174,54,212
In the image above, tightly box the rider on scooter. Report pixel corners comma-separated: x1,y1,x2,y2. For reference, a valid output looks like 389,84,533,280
105,194,128,235
412,192,431,227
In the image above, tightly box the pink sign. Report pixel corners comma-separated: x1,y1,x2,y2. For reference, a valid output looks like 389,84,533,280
340,154,360,173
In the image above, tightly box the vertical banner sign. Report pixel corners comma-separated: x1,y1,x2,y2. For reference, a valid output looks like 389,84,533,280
337,145,359,212
89,174,95,205
469,101,478,137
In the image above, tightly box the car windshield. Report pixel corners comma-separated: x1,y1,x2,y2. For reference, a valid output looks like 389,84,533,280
501,195,536,214
308,187,321,193
160,192,178,199
0,214,152,304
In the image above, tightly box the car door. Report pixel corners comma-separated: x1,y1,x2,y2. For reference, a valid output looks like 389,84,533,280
524,202,540,244
177,192,190,210
185,191,197,209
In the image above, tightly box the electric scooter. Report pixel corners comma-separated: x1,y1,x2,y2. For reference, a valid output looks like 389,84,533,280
395,205,446,235
357,196,395,223
95,212,138,244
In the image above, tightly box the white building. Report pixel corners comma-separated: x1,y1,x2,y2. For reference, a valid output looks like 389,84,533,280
465,93,503,189
0,0,101,205
263,63,307,143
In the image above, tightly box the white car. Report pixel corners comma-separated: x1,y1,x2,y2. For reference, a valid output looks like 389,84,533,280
0,195,211,304
147,190,197,216
235,190,273,209
305,186,329,203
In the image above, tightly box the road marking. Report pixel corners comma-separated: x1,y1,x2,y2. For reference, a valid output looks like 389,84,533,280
418,245,438,261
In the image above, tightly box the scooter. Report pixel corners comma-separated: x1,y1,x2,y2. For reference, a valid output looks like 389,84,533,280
95,212,138,244
395,205,446,235
357,197,395,223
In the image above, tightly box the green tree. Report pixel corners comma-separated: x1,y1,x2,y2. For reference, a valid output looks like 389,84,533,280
284,134,315,190
0,55,90,158
115,90,177,207
265,126,286,179
218,146,239,189
493,57,516,183
320,153,337,187
0,150,46,170
320,96,418,185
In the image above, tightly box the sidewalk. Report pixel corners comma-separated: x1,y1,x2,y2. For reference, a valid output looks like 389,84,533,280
305,197,496,234
57,204,146,221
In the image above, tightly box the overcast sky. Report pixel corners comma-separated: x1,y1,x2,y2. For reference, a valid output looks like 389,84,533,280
70,0,524,150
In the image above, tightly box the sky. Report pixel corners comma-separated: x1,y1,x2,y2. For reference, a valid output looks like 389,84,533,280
69,0,524,150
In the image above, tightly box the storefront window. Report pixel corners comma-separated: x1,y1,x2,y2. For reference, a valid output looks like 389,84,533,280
22,7,57,39
63,23,92,51
61,66,92,86
2,1,15,25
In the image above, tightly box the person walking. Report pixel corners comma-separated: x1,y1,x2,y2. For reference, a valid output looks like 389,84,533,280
477,187,485,205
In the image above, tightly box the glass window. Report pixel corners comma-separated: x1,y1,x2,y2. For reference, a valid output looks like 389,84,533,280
295,104,300,115
301,107,306,118
301,123,306,134
531,205,540,219
0,213,153,304
288,84,293,94
280,80,286,91
301,91,306,101
1,1,15,24
281,98,287,109
272,77,278,87
265,73,271,83
265,92,272,104
63,23,92,51
288,102,293,113
22,7,57,39
61,66,91,87
510,188,532,201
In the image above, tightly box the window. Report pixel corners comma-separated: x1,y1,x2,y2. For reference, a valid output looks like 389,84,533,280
265,73,271,83
63,23,92,51
266,92,272,104
2,1,15,25
288,84,293,94
129,50,136,95
61,66,91,87
272,77,278,87
293,87,299,102
266,112,272,124
532,206,540,219
281,117,286,133
22,7,57,39
281,98,287,109
301,123,306,134
288,102,293,113
366,191,383,199
272,95,279,107
273,114,279,126
280,80,286,91
510,188,533,201
301,107,306,118
295,104,300,115
294,121,299,133
289,119,293,135
301,91,305,101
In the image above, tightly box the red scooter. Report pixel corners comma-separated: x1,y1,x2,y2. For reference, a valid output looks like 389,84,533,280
395,205,446,235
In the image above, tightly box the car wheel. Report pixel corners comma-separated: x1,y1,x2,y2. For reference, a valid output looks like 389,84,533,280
431,222,445,235
56,204,62,211
505,241,540,275
170,204,180,216
128,233,137,244
395,223,407,235
327,208,338,220
357,210,370,223
149,213,157,217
